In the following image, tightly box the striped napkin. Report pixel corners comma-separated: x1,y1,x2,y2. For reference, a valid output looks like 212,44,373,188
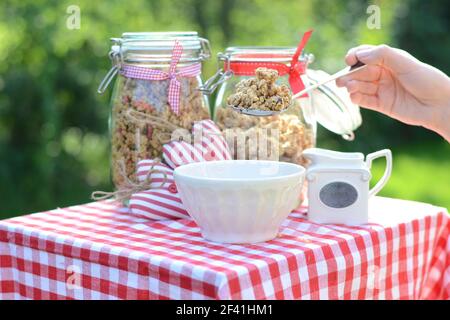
129,120,232,220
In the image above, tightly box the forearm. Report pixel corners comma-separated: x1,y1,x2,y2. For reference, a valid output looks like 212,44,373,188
427,103,450,142
422,65,450,141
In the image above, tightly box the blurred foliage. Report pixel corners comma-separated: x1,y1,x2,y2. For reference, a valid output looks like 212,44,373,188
371,140,450,209
0,0,448,219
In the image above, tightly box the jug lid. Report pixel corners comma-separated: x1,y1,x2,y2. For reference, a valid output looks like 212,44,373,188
303,148,365,167
306,69,362,140
303,148,370,175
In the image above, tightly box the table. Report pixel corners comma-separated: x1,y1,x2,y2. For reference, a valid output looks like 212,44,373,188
0,197,448,300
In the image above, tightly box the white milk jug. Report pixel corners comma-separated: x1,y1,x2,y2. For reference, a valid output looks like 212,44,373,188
302,148,392,225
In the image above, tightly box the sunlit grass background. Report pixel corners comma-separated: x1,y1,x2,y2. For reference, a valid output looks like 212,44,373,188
370,141,450,209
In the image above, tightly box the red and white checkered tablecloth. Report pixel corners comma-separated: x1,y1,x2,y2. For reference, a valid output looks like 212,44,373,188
0,196,449,300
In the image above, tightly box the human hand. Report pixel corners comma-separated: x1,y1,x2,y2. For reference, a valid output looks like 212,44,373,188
336,44,450,141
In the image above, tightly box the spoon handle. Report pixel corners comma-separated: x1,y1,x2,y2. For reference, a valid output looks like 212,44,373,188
349,60,366,71
292,61,366,99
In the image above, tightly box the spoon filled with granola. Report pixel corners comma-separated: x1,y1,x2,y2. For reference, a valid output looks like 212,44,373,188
227,67,292,117
228,62,366,117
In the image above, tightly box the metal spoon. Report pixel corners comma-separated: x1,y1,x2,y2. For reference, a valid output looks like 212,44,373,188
230,61,366,117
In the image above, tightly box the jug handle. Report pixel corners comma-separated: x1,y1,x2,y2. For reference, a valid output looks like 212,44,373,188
366,149,392,197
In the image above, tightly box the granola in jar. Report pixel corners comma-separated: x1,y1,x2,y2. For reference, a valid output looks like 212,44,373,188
215,101,314,166
111,76,209,187
99,32,211,188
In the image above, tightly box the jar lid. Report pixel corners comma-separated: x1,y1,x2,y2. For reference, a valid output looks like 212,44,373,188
222,46,310,63
306,69,362,140
98,32,211,94
112,31,211,64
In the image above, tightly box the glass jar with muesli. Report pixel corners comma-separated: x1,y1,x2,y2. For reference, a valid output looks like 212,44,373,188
203,32,362,167
205,45,317,167
98,32,211,188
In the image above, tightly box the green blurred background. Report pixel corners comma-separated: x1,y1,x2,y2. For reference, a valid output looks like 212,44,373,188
0,0,448,219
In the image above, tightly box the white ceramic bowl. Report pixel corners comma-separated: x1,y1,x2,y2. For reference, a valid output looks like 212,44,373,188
174,160,305,243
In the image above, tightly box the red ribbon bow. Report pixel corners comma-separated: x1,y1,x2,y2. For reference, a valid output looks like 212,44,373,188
288,29,313,96
225,30,313,97
120,40,202,115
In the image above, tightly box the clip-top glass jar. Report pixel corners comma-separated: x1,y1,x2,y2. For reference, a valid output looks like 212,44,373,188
207,46,316,167
98,32,211,188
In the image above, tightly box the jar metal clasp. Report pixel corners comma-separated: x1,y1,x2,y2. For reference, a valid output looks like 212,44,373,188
97,45,122,94
199,37,212,61
198,52,233,95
